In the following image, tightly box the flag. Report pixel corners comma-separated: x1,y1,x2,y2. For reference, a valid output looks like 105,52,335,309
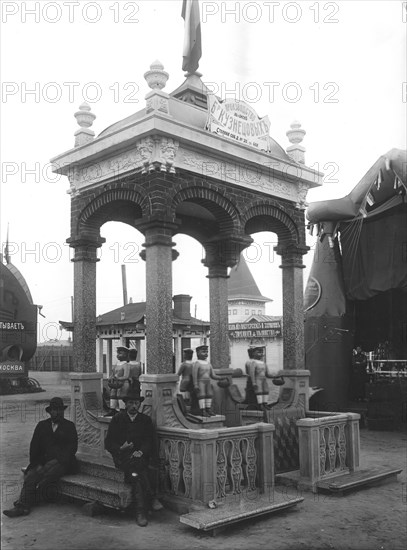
181,0,202,74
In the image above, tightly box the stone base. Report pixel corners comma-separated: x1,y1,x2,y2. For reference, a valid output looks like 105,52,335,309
180,493,304,535
276,467,402,495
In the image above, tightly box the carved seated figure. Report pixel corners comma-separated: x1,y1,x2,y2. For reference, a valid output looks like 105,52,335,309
245,346,284,411
192,345,227,417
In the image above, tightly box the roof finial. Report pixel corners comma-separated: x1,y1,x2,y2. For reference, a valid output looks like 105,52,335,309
286,120,306,164
181,0,202,76
144,60,169,90
74,102,96,147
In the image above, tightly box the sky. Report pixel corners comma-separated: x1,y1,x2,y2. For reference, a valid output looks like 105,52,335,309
1,0,406,341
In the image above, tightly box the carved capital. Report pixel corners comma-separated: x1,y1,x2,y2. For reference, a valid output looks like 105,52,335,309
67,236,105,263
274,243,310,268
202,235,253,270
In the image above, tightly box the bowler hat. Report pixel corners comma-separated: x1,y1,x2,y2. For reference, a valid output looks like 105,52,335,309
122,390,145,403
45,397,68,413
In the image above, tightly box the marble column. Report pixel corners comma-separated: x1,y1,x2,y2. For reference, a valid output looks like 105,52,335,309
138,219,179,374
69,238,104,372
275,244,309,370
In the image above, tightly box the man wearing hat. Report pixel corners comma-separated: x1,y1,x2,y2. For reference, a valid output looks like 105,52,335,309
106,346,131,416
104,389,162,527
3,397,78,518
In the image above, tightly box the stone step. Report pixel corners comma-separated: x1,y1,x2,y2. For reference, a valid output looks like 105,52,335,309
316,467,402,494
59,473,132,510
76,453,124,483
180,493,304,535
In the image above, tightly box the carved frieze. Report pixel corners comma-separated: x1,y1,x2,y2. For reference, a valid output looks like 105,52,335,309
69,136,179,192
179,148,297,202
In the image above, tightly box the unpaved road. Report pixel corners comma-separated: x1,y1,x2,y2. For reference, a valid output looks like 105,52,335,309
1,384,406,550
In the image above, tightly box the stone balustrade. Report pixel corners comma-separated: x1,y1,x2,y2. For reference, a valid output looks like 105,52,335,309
296,411,360,489
157,423,274,505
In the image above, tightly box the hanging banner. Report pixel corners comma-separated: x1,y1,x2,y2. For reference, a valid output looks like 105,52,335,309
206,95,271,152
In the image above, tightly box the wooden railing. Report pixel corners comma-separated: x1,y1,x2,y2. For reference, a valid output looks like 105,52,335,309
157,423,275,504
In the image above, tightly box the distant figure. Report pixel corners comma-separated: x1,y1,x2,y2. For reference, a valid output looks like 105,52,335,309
192,345,227,417
128,348,142,392
3,397,78,518
245,346,282,410
177,348,194,403
350,345,368,401
106,346,130,416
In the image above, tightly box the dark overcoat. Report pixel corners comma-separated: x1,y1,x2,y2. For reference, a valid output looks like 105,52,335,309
104,411,156,471
28,417,78,472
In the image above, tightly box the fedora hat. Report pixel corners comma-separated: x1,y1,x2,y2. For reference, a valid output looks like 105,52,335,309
122,390,145,403
45,397,68,413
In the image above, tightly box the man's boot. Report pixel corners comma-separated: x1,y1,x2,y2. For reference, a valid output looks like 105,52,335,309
132,481,148,527
3,505,30,518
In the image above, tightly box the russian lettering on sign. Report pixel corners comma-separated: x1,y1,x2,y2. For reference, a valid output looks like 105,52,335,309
206,95,271,152
228,320,282,339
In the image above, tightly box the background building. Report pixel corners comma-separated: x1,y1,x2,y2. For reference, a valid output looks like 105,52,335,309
228,256,283,372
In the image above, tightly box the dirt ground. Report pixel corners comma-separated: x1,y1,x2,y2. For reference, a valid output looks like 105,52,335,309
1,383,406,550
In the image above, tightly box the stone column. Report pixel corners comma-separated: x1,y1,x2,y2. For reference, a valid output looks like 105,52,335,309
96,337,104,374
206,263,230,369
203,236,252,369
275,244,309,370
138,218,179,374
69,238,104,372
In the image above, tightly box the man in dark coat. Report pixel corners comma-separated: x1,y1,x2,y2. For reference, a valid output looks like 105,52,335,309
104,389,162,527
3,397,78,517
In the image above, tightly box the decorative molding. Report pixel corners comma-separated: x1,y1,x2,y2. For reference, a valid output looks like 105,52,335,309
74,400,101,449
71,136,179,192
179,148,297,202
296,182,309,210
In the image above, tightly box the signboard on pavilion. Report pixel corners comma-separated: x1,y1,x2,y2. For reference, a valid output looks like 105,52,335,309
206,95,271,152
228,320,282,340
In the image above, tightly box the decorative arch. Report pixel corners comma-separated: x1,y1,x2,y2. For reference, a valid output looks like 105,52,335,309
171,185,241,235
242,202,300,244
76,187,149,239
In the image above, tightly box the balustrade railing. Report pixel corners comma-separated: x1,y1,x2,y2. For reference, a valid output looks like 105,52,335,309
297,412,360,488
157,423,274,504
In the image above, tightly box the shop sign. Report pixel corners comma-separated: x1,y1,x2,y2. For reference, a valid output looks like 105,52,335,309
228,320,282,339
206,95,271,151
